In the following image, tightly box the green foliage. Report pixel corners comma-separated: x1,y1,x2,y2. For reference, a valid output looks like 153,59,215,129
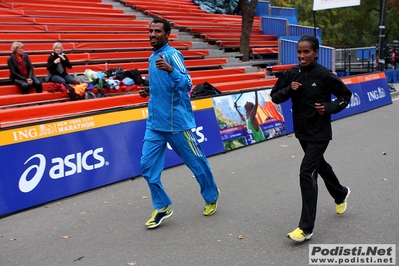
270,0,399,48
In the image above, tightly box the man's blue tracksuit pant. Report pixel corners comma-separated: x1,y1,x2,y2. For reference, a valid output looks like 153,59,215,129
140,128,218,210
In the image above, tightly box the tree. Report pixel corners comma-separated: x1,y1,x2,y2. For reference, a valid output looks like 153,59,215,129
239,0,258,61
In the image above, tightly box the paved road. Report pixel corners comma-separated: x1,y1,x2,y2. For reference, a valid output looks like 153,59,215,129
1,97,398,266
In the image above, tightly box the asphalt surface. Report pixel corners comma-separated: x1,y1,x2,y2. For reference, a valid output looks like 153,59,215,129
1,96,398,266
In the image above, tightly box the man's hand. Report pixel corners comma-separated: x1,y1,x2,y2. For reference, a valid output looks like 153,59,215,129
315,103,325,115
138,86,149,98
26,78,33,85
156,53,173,73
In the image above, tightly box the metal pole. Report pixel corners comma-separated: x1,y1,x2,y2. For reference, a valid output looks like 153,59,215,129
313,11,317,37
377,0,387,69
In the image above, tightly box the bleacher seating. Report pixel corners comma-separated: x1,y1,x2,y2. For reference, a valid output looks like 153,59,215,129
0,0,298,128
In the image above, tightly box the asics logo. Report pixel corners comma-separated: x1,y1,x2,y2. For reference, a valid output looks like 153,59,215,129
19,148,106,193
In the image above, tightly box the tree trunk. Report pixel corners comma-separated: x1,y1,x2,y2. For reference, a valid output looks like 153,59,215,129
239,0,259,62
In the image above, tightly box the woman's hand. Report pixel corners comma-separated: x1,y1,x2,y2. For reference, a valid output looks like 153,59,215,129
54,58,61,64
290,81,302,91
315,103,325,115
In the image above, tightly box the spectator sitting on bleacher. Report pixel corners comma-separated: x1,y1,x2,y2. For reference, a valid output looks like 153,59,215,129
7,41,43,94
46,42,76,86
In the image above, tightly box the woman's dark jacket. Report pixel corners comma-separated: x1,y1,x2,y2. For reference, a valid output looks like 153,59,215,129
270,62,352,141
46,52,72,78
7,53,36,81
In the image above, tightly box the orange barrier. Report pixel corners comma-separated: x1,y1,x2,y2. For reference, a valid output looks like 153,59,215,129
0,33,179,42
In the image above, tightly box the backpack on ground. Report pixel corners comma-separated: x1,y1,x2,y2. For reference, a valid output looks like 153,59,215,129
190,82,221,98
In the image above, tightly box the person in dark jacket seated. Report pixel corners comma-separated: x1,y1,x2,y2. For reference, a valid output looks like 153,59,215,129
7,41,43,94
46,42,76,85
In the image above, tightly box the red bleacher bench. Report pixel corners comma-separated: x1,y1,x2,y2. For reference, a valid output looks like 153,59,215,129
0,92,70,108
21,10,137,19
212,78,278,92
216,40,279,48
0,33,179,42
191,72,266,86
251,48,279,54
0,41,193,55
269,64,297,73
0,58,228,80
0,93,149,127
201,34,277,41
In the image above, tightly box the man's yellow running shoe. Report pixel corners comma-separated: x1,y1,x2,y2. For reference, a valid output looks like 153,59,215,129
203,189,220,216
287,227,313,242
145,206,173,229
336,187,351,215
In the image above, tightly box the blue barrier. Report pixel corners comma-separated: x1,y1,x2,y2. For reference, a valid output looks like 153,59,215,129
385,69,399,83
260,16,288,37
255,0,271,16
271,6,297,18
263,15,298,25
0,73,392,216
279,38,335,71
289,24,322,39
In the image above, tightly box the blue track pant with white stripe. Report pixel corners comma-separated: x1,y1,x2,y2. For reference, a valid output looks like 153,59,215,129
140,129,218,210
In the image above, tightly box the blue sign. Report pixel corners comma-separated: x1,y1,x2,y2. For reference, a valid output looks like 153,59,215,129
280,99,294,134
0,125,133,216
332,83,367,121
360,78,392,111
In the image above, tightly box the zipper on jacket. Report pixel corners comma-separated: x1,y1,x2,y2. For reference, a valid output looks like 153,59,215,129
170,85,174,131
